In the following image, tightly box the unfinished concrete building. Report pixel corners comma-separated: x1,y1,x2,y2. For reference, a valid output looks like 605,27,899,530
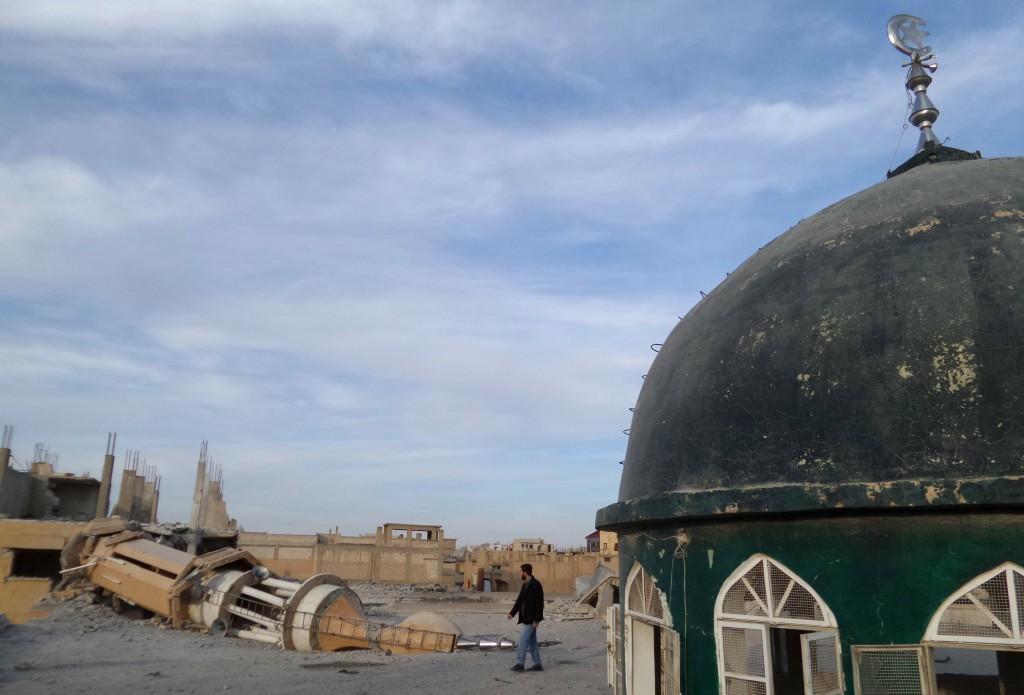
0,429,246,628
0,429,123,623
238,523,456,585
111,450,160,524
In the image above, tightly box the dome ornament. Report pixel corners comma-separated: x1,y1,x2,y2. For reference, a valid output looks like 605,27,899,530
888,15,940,152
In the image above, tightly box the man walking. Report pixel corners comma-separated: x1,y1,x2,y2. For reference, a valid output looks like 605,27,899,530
508,563,544,672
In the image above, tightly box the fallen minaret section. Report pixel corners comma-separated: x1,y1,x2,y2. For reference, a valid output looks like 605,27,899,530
63,519,462,654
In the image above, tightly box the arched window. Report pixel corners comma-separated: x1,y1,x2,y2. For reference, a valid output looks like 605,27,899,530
716,554,835,627
925,562,1024,645
626,563,668,624
715,554,842,695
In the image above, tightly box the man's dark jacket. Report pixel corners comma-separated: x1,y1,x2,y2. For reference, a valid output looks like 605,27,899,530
510,576,544,624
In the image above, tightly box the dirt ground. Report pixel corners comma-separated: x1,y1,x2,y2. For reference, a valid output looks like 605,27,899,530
0,584,610,695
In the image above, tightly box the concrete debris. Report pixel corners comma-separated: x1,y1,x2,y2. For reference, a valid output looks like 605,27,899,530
58,521,463,655
548,597,599,619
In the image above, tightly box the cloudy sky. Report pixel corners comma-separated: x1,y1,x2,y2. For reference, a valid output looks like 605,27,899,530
2,1,1023,547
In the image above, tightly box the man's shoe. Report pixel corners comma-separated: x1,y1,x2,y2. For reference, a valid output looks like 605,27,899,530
528,664,543,672
510,664,525,672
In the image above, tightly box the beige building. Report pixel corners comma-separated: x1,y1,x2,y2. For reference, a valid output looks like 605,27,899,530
460,534,618,594
511,538,553,553
238,522,457,585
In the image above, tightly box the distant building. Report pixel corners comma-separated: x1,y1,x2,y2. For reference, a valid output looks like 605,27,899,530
237,522,456,585
586,530,618,557
511,538,553,553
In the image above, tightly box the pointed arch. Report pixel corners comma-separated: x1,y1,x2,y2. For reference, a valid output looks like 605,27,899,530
714,553,837,628
625,562,670,626
715,555,842,695
925,561,1024,645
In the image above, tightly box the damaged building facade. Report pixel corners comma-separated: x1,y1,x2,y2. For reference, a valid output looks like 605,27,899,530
597,20,1024,695
0,431,153,624
0,433,236,624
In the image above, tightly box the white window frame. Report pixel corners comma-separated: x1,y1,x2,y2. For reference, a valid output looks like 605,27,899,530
715,554,838,628
608,604,623,693
718,620,773,694
625,562,671,626
715,554,842,695
924,561,1024,647
801,630,844,695
624,562,680,695
851,645,932,695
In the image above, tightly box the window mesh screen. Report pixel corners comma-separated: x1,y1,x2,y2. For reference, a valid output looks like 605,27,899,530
646,589,664,620
724,677,768,695
721,626,765,677
937,569,1016,639
627,574,643,615
719,556,829,625
806,635,840,692
627,566,666,622
771,563,822,621
1016,573,1024,638
723,579,768,617
855,648,925,695
745,563,768,612
783,581,824,621
975,574,1012,635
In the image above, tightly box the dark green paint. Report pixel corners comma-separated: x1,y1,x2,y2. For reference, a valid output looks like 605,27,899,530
611,510,1024,694
598,475,1024,527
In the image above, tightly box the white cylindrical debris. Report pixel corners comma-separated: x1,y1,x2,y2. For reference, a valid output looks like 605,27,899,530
187,570,255,628
229,627,282,645
261,577,301,593
241,585,286,607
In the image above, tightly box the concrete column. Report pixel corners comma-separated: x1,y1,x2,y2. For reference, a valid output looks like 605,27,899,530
0,446,9,492
96,453,115,519
186,444,208,554
130,472,145,520
149,486,159,523
113,470,137,518
96,433,116,519
0,425,12,492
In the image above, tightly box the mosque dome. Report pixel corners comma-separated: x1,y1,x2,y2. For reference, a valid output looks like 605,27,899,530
619,157,1024,504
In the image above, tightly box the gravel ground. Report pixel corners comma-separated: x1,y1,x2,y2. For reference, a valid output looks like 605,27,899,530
0,586,610,695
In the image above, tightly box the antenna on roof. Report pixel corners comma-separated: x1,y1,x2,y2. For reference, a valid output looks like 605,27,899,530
887,14,940,152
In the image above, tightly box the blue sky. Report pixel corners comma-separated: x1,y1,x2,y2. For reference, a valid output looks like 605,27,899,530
2,2,1023,547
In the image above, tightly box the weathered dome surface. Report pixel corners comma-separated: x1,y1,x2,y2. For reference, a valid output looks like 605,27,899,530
619,157,1024,503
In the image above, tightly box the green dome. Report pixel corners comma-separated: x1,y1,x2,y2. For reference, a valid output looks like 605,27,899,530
620,157,1024,503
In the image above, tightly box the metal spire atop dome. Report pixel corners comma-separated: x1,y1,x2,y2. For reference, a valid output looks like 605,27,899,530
888,14,940,152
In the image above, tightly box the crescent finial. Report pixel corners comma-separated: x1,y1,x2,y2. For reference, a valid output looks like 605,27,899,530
887,14,932,58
